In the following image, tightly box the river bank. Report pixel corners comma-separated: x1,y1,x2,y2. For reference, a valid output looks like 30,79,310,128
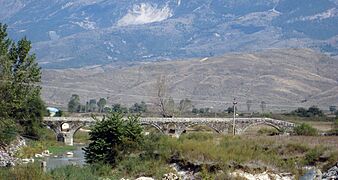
1,133,337,179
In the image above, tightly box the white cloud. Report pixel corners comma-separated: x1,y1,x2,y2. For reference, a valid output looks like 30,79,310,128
117,3,172,26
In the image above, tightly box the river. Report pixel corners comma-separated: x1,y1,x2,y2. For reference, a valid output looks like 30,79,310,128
45,144,86,171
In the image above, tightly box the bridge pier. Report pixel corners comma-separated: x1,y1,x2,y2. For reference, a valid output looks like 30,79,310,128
44,119,92,146
57,132,74,146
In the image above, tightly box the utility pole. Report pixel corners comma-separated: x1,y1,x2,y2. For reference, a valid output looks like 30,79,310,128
233,98,237,135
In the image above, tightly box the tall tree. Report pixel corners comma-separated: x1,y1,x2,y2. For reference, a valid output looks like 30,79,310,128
0,23,44,143
89,99,97,112
155,75,170,117
67,94,81,113
84,113,144,165
97,98,107,113
178,98,192,115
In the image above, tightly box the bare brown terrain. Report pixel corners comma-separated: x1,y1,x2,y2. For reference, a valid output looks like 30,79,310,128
42,49,338,111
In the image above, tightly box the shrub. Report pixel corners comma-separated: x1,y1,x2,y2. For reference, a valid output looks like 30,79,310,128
294,123,317,136
303,147,324,165
291,106,324,117
84,113,144,165
257,127,279,135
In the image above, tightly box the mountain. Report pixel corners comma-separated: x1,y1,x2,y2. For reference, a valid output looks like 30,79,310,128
41,49,338,111
1,0,338,68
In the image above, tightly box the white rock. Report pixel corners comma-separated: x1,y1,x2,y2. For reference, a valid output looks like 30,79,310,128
35,153,43,158
135,177,154,180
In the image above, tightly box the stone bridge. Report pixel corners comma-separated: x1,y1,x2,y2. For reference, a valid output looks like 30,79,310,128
43,117,295,146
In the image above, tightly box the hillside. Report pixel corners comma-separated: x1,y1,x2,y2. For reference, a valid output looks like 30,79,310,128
42,49,338,111
1,0,338,68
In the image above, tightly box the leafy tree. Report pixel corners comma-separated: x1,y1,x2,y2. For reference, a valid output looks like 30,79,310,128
293,107,308,117
80,105,86,113
292,106,324,117
67,94,81,113
84,113,144,165
112,104,128,114
192,107,199,114
97,98,107,113
307,106,324,117
0,23,45,143
129,101,147,113
89,99,97,112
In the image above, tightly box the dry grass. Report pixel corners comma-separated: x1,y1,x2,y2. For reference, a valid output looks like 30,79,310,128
249,135,338,149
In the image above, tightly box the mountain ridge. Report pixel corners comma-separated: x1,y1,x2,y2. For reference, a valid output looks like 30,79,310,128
1,0,337,68
41,49,338,110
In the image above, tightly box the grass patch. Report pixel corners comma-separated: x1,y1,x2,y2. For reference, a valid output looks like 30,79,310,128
16,140,77,158
0,163,50,180
73,130,90,144
5,133,338,179
47,145,76,155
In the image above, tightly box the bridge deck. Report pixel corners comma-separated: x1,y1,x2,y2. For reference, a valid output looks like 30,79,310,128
43,117,294,126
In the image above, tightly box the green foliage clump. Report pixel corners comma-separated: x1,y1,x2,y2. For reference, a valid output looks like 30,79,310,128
303,147,324,165
0,23,45,145
97,98,107,113
84,113,144,165
129,101,147,113
294,123,318,136
67,94,81,113
291,106,324,117
111,104,128,114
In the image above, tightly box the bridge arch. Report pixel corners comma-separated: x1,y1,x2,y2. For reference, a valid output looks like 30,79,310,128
239,121,283,134
185,123,222,134
140,122,165,134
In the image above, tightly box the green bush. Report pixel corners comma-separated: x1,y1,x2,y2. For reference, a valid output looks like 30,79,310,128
291,106,324,117
0,119,17,145
84,113,144,165
303,147,324,165
294,123,317,136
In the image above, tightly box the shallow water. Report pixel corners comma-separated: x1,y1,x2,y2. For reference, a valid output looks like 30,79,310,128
45,144,86,171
